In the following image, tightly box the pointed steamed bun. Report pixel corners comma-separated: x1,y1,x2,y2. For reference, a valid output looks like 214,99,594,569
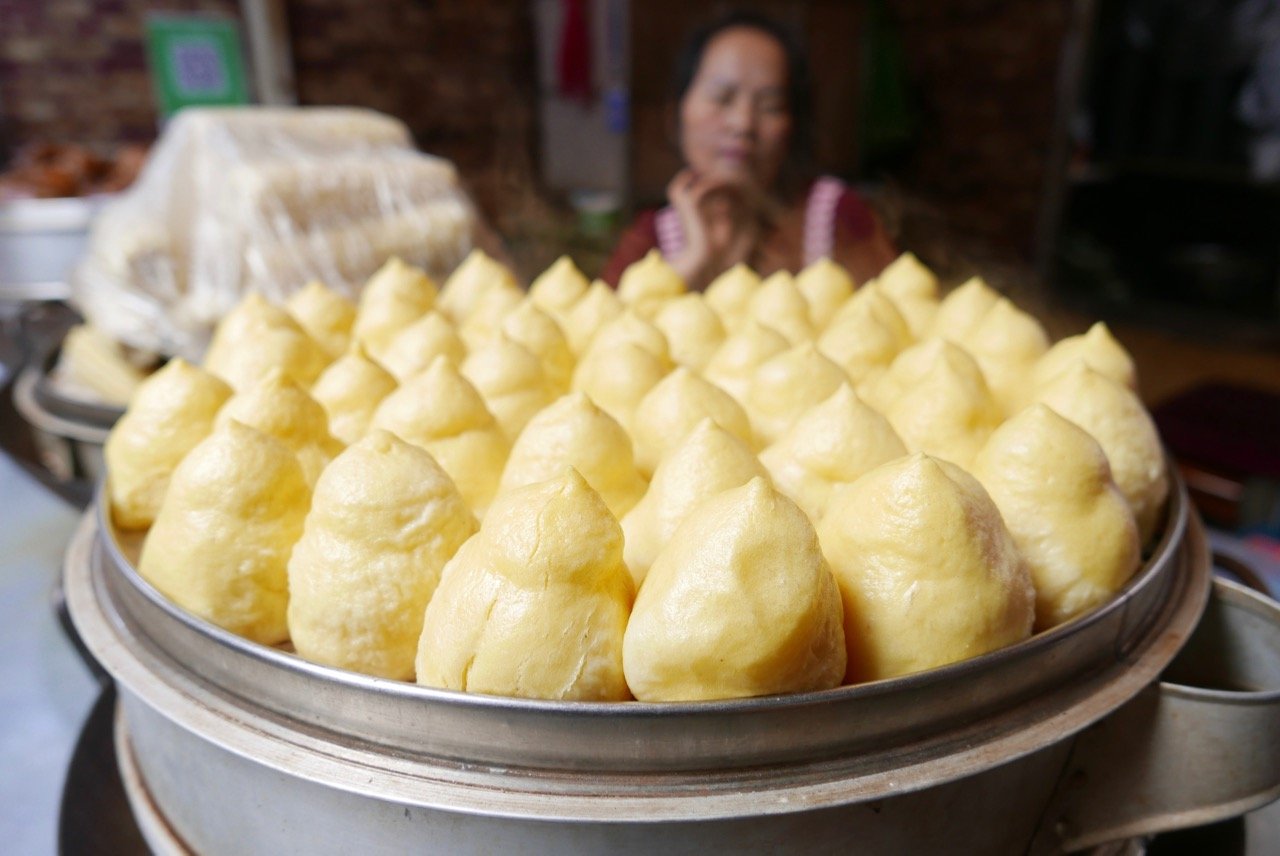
874,252,939,339
958,298,1049,413
1033,322,1138,392
139,421,310,644
310,344,398,445
203,293,328,391
379,310,466,382
498,392,646,520
416,469,633,700
704,319,791,403
971,405,1140,629
528,255,589,322
436,249,517,324
704,263,761,331
819,454,1034,682
760,384,906,522
287,431,476,679
371,356,509,514
931,276,999,341
572,341,670,435
1035,363,1168,543
106,358,233,529
621,418,767,585
624,477,846,701
353,257,438,358
215,368,343,487
817,286,911,384
796,257,855,329
653,294,727,371
501,301,575,392
457,282,524,349
883,342,1002,468
617,249,686,319
748,271,813,343
632,367,754,475
286,280,356,360
563,280,624,355
746,342,848,444
460,335,557,441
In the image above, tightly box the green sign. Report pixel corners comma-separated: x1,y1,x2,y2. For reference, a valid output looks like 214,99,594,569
145,15,250,116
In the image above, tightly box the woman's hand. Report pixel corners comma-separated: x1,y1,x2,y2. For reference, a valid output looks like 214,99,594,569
666,169,762,290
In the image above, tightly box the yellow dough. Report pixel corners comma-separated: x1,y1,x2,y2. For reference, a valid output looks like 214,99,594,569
795,257,855,329
632,367,754,476
460,335,557,441
582,310,671,364
971,405,1140,630
287,430,477,679
883,340,1002,468
874,252,939,339
703,319,791,403
379,310,467,382
818,454,1034,682
352,257,438,358
866,337,986,411
623,477,846,701
704,263,761,331
436,248,518,324
958,298,1050,414
572,341,671,435
877,252,939,302
203,293,329,391
309,344,398,445
528,255,589,322
416,468,633,701
105,358,233,530
138,420,309,645
458,282,524,350
500,301,575,392
930,276,999,341
285,280,356,360
215,368,344,487
760,384,906,523
817,285,912,385
498,391,647,520
563,280,625,355
653,294,727,371
1035,363,1168,544
617,249,687,319
746,341,848,445
747,271,814,344
621,418,767,586
1033,322,1138,392
370,356,510,515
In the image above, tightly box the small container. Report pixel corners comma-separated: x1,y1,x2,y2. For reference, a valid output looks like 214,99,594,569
0,196,105,288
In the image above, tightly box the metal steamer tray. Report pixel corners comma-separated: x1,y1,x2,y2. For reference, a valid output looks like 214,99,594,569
65,473,1280,855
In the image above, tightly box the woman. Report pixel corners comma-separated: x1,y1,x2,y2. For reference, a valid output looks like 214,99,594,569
603,12,897,290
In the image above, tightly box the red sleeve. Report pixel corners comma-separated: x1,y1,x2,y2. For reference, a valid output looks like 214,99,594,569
834,189,879,242
601,209,660,286
832,188,897,284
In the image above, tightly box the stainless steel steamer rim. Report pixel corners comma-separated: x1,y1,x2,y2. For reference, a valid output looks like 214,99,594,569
64,474,1214,823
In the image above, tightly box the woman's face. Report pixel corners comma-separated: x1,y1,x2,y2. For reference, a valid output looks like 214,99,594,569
678,27,793,190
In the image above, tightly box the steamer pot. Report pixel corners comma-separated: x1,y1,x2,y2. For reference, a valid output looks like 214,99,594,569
65,477,1280,855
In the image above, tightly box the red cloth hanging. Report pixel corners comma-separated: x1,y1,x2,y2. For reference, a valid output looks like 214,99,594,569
557,0,593,102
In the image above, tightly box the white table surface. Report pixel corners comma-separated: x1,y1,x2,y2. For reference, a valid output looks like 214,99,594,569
0,451,100,855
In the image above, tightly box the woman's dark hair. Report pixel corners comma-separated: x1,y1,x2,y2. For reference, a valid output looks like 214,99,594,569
670,10,815,196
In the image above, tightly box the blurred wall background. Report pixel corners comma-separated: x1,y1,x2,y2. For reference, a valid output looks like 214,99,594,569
0,0,1074,268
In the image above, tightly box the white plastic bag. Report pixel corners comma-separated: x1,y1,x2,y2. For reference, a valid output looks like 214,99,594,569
73,107,477,360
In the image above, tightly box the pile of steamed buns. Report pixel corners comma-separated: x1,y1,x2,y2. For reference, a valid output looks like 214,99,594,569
105,248,1168,702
